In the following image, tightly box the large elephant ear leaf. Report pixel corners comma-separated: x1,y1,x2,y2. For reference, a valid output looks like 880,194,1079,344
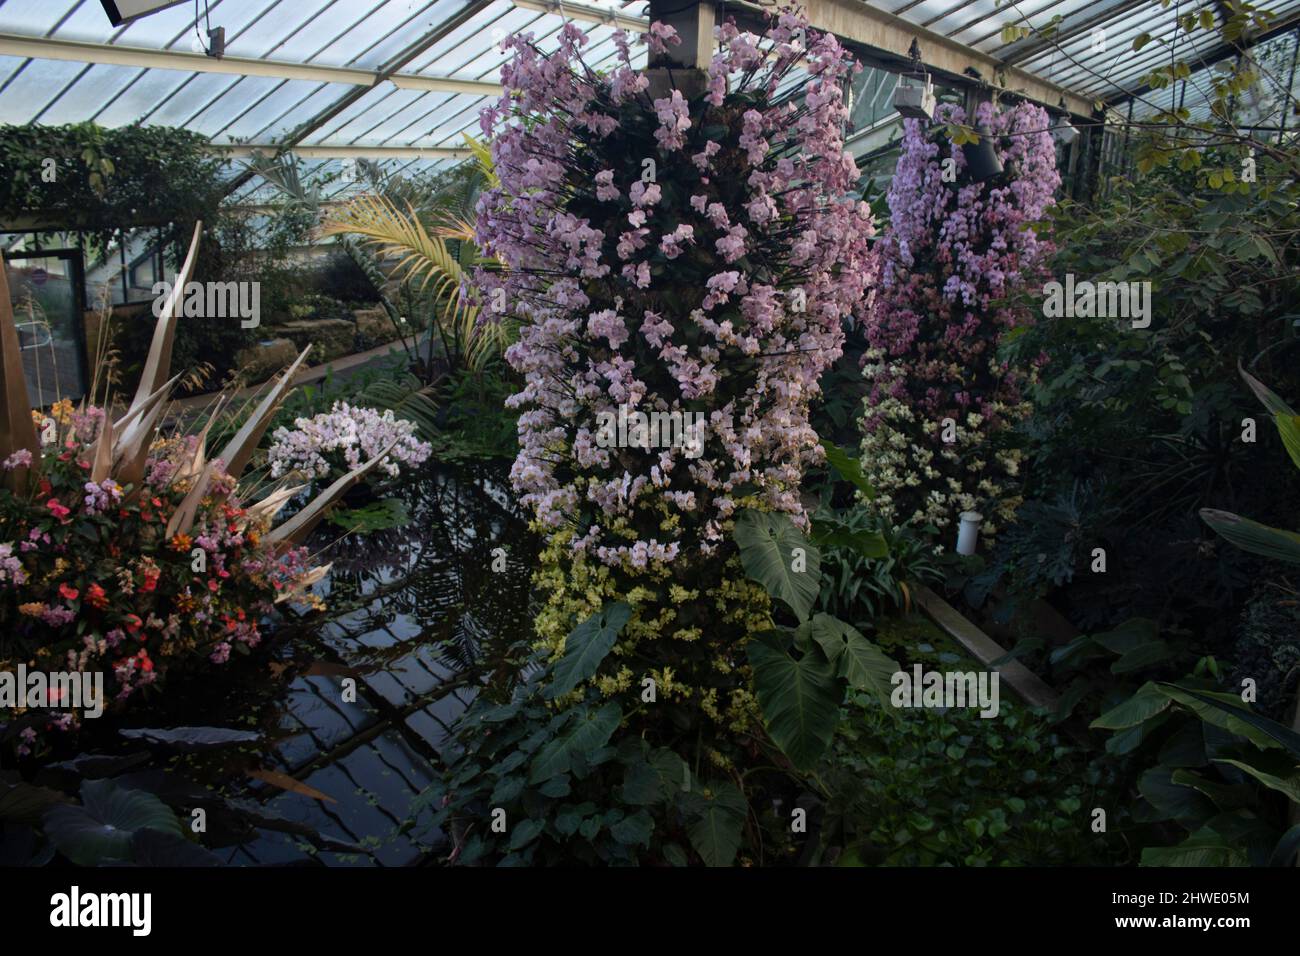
43,779,182,866
747,631,841,770
733,510,820,622
683,780,747,867
1199,509,1300,565
808,614,898,707
546,602,632,699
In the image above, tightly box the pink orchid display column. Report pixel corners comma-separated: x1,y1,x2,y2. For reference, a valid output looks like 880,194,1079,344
860,100,1059,544
474,9,877,734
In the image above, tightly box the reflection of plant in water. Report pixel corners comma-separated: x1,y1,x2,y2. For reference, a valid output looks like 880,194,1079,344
317,462,537,679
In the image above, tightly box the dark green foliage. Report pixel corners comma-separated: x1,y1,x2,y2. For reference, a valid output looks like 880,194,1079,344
1230,587,1300,722
734,510,898,770
816,503,942,624
1001,152,1300,637
0,122,224,257
1047,617,1300,867
809,614,1119,866
310,250,383,306
416,609,748,866
822,691,1114,866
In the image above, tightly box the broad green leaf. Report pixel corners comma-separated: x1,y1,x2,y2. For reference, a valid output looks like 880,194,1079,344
819,439,876,498
1091,618,1160,654
0,777,67,824
1276,413,1300,472
649,747,690,796
610,810,654,847
685,781,746,867
1092,682,1174,730
1141,836,1248,867
545,602,632,699
748,631,841,769
808,614,898,705
1200,508,1300,565
1169,769,1255,810
1160,685,1300,756
1270,824,1300,866
810,519,889,560
662,843,689,867
529,702,622,783
1112,640,1173,674
616,764,660,806
43,779,182,866
490,775,525,805
733,510,820,622
1215,759,1300,804
509,817,544,850
1239,363,1296,416
1137,767,1216,823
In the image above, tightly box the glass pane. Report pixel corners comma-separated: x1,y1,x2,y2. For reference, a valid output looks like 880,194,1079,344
0,59,86,123
4,251,89,405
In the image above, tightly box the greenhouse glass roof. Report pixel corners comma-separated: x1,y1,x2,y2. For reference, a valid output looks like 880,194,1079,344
0,0,1297,194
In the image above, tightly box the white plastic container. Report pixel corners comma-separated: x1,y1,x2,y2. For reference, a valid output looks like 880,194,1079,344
956,511,982,556
893,74,936,121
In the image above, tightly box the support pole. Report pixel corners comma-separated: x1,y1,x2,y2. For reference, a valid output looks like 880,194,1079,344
645,0,715,97
647,0,715,70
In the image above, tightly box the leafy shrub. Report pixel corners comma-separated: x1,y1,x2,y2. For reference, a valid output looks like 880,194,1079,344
308,250,382,305
1003,153,1300,635
1230,588,1300,722
0,122,223,258
1050,618,1300,866
418,607,751,866
816,503,942,624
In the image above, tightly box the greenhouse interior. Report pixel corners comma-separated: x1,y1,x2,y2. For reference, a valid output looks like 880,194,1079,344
0,0,1299,887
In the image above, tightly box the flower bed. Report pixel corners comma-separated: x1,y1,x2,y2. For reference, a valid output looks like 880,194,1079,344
0,229,392,751
0,403,318,748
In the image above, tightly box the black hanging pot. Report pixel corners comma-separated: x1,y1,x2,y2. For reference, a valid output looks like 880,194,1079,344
962,124,1004,182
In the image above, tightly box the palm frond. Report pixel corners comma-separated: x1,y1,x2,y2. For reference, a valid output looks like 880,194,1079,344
354,374,442,442
462,133,500,189
321,192,507,372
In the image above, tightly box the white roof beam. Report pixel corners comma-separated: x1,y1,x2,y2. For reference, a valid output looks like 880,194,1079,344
727,0,1095,117
509,0,649,33
0,33,501,97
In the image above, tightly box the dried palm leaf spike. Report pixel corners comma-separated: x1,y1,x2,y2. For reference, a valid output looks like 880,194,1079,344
0,264,41,492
